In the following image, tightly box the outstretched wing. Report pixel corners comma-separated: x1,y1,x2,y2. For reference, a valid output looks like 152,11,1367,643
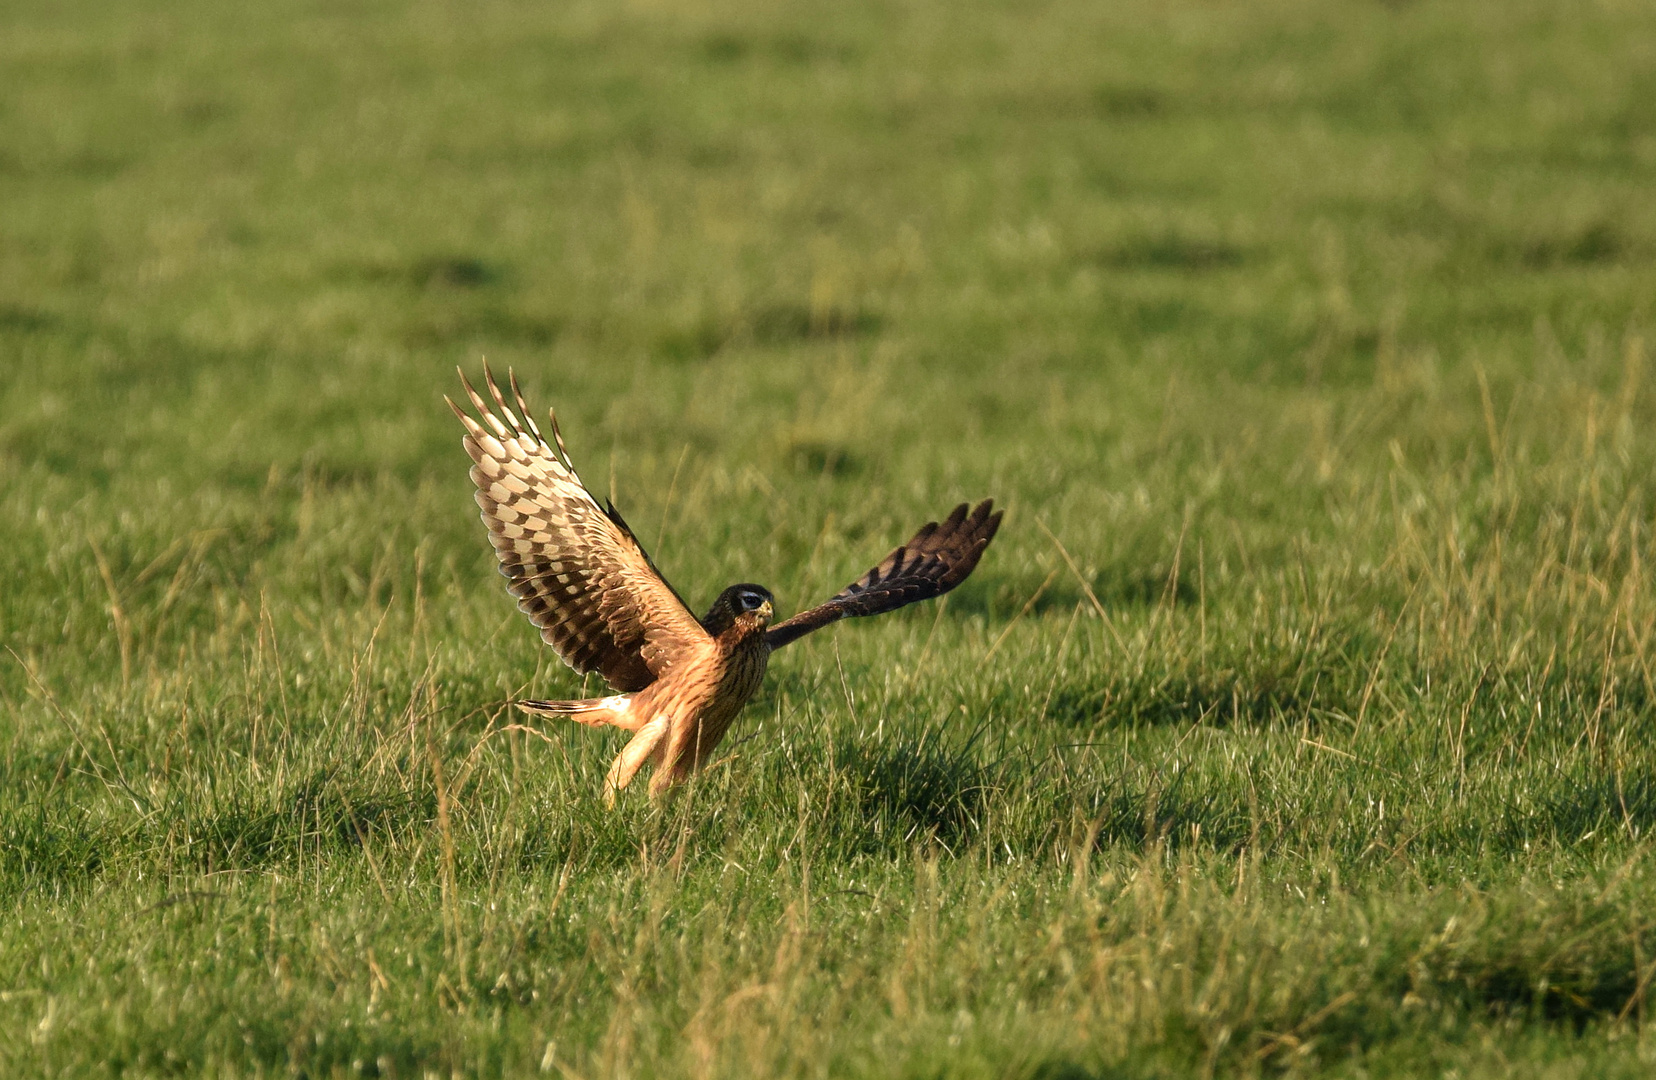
767,499,1003,651
449,364,710,692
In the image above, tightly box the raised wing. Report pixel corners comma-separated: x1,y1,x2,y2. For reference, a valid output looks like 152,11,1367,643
767,499,1002,651
449,364,710,692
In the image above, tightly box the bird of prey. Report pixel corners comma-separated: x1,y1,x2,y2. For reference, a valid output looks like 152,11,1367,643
449,365,1002,801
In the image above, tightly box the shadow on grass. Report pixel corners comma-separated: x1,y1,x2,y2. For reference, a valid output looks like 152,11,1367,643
0,304,59,334
912,1061,1138,1080
830,727,990,854
946,565,1198,620
0,808,106,894
1493,768,1656,849
1508,221,1634,268
1027,666,1349,730
699,32,859,66
342,253,506,290
1085,234,1248,272
822,724,1261,859
782,438,864,477
1067,771,1256,855
1356,895,1649,1035
1092,84,1167,117
655,303,882,361
399,303,564,348
176,772,431,873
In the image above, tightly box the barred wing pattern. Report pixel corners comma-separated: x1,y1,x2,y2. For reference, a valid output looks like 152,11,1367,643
766,499,1003,651
448,365,710,692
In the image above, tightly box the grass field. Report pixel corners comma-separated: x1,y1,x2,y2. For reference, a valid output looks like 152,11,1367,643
5,0,1656,1074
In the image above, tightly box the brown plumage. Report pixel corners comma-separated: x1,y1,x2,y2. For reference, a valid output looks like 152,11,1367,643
450,364,1003,800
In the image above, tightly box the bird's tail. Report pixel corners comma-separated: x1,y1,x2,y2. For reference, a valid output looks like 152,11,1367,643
516,694,641,731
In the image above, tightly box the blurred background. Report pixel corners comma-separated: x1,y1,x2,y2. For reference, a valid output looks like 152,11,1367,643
7,1,1656,1074
4,0,1651,546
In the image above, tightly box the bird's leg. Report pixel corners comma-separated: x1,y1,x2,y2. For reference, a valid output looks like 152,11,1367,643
651,716,721,797
604,715,668,806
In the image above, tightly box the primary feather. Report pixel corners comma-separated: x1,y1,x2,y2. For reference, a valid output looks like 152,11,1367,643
765,500,1003,650
447,362,708,692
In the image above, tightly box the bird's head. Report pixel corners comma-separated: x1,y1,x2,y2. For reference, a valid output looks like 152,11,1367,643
703,583,774,636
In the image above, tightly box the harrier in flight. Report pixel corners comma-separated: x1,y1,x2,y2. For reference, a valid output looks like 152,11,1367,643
449,365,1002,801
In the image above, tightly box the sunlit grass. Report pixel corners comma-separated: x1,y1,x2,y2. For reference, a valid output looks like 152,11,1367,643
4,0,1656,1075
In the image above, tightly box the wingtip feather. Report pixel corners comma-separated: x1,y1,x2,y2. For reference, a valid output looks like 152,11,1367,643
460,369,511,439
483,362,528,438
509,369,547,445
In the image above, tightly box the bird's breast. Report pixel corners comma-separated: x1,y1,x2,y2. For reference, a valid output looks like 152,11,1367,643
716,631,770,708
649,629,769,726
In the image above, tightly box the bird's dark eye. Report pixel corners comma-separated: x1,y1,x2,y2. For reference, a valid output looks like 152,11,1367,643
739,590,765,611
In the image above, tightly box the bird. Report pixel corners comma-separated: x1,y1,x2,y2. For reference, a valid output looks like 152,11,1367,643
448,364,1002,801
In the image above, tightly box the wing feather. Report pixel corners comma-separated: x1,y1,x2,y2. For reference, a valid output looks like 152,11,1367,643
766,499,1003,650
450,363,710,692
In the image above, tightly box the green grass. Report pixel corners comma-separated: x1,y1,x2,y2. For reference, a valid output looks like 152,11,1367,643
5,0,1656,1074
